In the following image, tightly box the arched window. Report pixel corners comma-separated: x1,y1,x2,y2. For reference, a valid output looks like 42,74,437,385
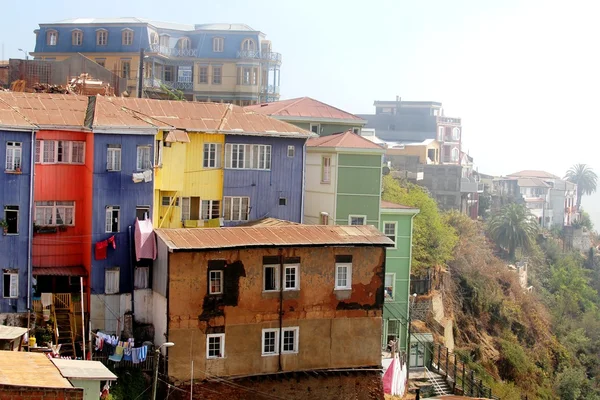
159,34,170,47
72,30,83,46
96,29,108,46
47,30,58,46
241,38,255,52
122,29,134,46
178,37,191,50
452,127,460,140
451,147,459,161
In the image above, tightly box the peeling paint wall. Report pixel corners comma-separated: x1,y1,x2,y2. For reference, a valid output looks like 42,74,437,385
164,245,385,382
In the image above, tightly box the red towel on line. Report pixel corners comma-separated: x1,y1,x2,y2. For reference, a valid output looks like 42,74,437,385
108,235,116,249
95,240,108,260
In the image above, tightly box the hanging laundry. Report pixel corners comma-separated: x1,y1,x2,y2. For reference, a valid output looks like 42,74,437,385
107,235,116,250
41,293,52,308
109,344,123,362
95,240,108,260
135,218,157,261
123,345,132,361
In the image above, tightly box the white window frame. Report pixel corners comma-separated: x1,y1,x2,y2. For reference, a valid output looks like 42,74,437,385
34,201,75,226
201,200,220,220
105,268,119,295
122,29,134,46
47,30,58,46
241,38,256,52
3,272,18,298
223,196,249,221
154,139,163,167
261,329,279,356
198,66,208,84
107,145,121,171
287,145,295,158
206,333,225,359
348,215,367,226
383,221,397,248
209,270,223,295
134,267,149,289
321,156,331,184
212,37,224,52
161,196,180,207
438,126,444,141
72,30,83,46
212,66,222,84
5,141,22,171
281,327,299,354
283,264,299,291
451,147,459,162
35,140,85,165
224,144,271,170
203,143,222,168
181,197,191,221
96,29,108,46
452,127,460,140
136,145,152,170
263,264,279,292
335,263,352,290
384,273,395,301
105,206,120,233
310,123,320,134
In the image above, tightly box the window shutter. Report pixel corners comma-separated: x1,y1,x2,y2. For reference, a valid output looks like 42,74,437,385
216,144,222,168
9,274,18,298
224,144,232,168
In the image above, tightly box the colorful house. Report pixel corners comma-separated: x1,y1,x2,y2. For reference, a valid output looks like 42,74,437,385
303,131,385,226
0,97,36,313
245,97,366,136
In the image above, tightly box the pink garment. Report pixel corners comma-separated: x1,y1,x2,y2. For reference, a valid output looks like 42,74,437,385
135,218,157,261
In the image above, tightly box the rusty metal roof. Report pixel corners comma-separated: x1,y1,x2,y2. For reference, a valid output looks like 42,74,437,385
307,131,385,151
0,352,74,388
245,97,365,122
0,97,36,130
238,217,300,227
380,200,418,210
90,95,172,131
106,98,315,138
0,92,89,129
155,225,393,251
33,266,88,277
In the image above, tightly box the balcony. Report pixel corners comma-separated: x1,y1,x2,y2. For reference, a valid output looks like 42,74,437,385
149,44,198,58
237,50,282,64
460,177,483,193
437,116,461,125
260,84,280,95
143,78,193,91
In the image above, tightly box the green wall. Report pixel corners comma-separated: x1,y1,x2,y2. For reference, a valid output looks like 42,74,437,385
70,379,101,400
335,153,382,226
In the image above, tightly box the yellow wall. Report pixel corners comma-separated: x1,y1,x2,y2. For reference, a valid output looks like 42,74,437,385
193,61,260,97
184,132,224,200
386,141,440,164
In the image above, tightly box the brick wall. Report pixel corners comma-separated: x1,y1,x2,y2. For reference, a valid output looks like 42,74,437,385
0,385,84,400
171,372,383,400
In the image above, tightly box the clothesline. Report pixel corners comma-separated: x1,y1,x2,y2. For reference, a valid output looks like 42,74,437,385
94,331,148,364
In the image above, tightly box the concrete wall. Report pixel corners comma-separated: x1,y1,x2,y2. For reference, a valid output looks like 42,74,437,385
164,245,385,382
90,293,131,333
421,164,462,210
133,288,153,324
69,379,100,400
304,151,337,225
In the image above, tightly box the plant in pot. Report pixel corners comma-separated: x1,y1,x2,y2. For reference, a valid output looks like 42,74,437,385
0,219,8,235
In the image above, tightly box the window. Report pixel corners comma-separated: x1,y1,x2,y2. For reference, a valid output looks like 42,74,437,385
96,30,108,46
279,198,287,206
47,30,58,46
241,38,256,52
203,143,222,168
383,222,397,246
452,127,460,140
238,67,258,85
105,206,120,233
262,329,279,356
136,146,152,170
209,270,223,294
122,29,134,46
3,272,18,298
36,140,85,164
105,268,119,294
310,123,320,134
178,66,192,83
335,263,352,290
198,66,208,84
121,60,131,79
284,264,299,290
224,144,271,170
206,334,224,359
178,37,191,50
438,126,444,141
161,196,180,207
96,59,106,68
72,30,83,46
154,140,163,167
159,34,169,47
212,66,222,84
349,215,366,225
451,147,459,162
5,142,22,171
282,327,299,353
384,273,394,300
136,206,150,220
321,156,331,183
352,127,360,134
287,145,295,158
263,264,279,291
223,196,249,221
107,145,121,171
181,197,191,220
201,200,220,220
164,66,174,82
134,267,149,289
34,201,75,226
150,32,158,45
4,206,18,235
212,37,224,52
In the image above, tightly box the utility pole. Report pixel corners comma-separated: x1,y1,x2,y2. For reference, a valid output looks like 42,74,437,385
137,47,144,98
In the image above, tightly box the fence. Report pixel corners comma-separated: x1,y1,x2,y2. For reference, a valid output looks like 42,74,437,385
430,343,499,399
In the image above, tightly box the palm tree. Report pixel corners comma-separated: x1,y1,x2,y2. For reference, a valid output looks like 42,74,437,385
487,203,539,260
565,164,597,210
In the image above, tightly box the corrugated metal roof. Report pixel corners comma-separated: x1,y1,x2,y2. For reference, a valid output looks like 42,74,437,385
91,95,171,131
0,97,36,130
51,359,117,381
0,92,88,129
155,225,393,251
307,131,385,150
33,266,88,276
0,325,28,340
380,200,418,210
0,352,73,388
238,217,300,227
245,97,365,122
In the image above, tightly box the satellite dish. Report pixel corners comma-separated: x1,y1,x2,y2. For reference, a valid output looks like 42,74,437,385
382,166,390,175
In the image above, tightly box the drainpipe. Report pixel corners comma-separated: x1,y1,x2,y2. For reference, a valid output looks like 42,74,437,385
278,248,284,372
300,142,306,223
27,130,36,311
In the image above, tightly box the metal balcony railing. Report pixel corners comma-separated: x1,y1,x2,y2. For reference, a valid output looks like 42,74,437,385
149,44,198,58
143,78,193,91
237,50,282,63
260,84,280,95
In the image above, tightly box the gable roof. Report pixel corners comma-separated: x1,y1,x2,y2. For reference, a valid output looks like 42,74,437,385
155,224,393,251
508,170,559,179
517,177,550,188
307,131,384,151
89,95,172,132
245,97,365,124
380,200,419,211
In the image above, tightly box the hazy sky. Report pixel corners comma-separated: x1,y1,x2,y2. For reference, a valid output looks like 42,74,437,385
3,0,600,223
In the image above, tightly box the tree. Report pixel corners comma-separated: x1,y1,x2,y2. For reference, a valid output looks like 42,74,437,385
565,164,597,210
487,203,539,260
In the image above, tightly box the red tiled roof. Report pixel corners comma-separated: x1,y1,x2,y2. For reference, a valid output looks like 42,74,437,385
0,92,88,129
106,97,314,138
33,266,88,276
380,200,418,210
307,131,384,150
155,224,393,251
508,170,559,179
245,97,364,122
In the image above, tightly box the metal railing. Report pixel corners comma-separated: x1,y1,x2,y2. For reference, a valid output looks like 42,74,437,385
260,84,280,95
237,50,282,63
149,44,198,58
143,78,193,91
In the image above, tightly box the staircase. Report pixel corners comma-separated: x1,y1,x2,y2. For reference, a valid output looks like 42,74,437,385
425,367,452,396
52,294,77,357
